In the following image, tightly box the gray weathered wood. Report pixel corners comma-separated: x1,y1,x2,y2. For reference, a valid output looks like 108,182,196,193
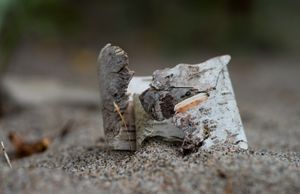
98,44,135,150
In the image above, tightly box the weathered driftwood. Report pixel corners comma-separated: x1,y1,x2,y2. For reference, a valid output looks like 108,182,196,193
98,44,135,150
139,55,248,152
98,44,247,152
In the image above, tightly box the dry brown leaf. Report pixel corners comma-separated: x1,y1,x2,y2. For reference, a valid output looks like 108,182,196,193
8,120,75,159
8,132,51,158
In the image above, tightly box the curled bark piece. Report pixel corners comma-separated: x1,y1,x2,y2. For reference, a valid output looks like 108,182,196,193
98,44,135,150
97,46,247,152
140,55,248,152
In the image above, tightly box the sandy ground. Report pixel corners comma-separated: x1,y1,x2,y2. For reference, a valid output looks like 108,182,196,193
0,57,300,194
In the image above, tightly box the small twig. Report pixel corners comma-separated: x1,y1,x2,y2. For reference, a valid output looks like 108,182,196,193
113,101,128,129
1,141,12,168
113,101,132,149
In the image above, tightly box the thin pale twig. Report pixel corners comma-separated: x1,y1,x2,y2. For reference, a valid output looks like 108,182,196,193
1,141,12,168
113,101,128,129
113,101,132,149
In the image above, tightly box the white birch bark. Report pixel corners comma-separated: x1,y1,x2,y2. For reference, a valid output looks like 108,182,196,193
135,55,248,151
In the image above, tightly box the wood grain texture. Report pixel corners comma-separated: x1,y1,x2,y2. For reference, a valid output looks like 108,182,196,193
98,44,135,150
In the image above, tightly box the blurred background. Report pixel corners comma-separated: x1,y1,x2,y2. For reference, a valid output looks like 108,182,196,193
1,0,300,77
0,0,300,150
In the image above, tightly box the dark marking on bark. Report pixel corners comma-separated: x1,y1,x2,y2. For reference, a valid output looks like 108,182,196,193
160,94,175,119
181,133,203,155
139,87,200,121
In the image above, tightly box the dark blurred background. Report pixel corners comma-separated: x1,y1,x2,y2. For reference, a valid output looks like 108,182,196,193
1,0,300,79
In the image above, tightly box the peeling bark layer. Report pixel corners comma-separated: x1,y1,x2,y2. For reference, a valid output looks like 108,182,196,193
134,94,184,149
